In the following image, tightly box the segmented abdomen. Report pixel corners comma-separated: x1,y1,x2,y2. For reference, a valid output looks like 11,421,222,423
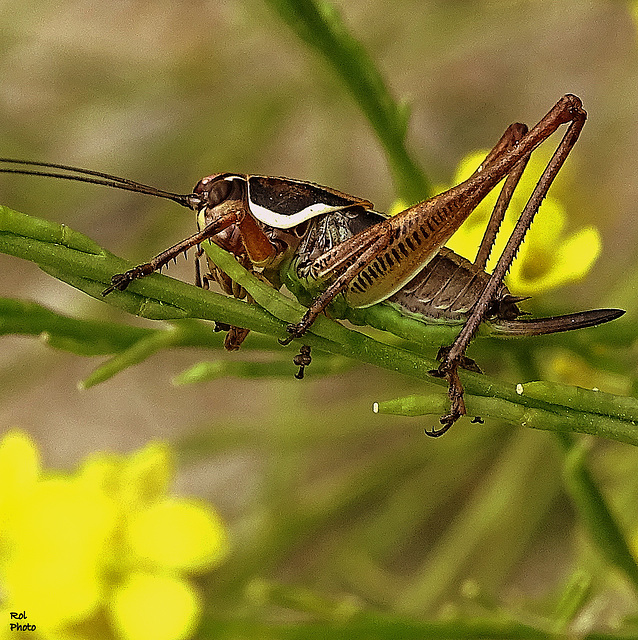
388,247,514,321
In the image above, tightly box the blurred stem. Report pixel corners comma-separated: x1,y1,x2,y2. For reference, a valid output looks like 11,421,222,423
202,598,637,639
209,426,452,597
0,297,151,355
550,570,593,634
560,436,638,593
172,353,351,385
516,349,638,595
333,423,509,603
80,325,185,388
266,0,431,203
395,428,561,615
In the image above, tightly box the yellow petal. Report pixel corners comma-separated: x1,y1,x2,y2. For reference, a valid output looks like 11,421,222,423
109,572,200,640
453,150,488,183
126,498,228,572
120,442,173,509
77,451,125,496
0,430,40,510
554,225,602,281
508,226,601,295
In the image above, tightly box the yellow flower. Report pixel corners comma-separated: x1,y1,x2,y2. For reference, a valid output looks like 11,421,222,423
0,430,228,640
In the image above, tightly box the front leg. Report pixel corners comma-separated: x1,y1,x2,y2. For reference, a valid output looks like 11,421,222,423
103,263,158,294
102,211,240,295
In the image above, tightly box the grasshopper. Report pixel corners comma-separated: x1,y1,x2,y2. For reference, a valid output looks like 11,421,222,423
0,95,624,435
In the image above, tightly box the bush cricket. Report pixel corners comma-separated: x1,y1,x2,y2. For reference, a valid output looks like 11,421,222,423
0,94,624,435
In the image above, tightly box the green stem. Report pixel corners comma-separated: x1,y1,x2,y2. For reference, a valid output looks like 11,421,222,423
201,605,636,640
266,0,431,203
1,205,635,445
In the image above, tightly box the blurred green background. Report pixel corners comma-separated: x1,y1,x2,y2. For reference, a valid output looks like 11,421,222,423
1,1,638,638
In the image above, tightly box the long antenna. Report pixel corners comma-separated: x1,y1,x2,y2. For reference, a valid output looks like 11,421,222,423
0,158,199,208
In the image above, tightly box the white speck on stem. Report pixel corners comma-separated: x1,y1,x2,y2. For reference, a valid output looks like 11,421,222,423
516,383,524,395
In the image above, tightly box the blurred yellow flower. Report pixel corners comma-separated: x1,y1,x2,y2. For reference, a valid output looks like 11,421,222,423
0,430,228,640
390,149,601,297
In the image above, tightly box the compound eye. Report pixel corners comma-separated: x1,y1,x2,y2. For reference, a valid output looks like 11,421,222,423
206,178,233,207
193,175,234,207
